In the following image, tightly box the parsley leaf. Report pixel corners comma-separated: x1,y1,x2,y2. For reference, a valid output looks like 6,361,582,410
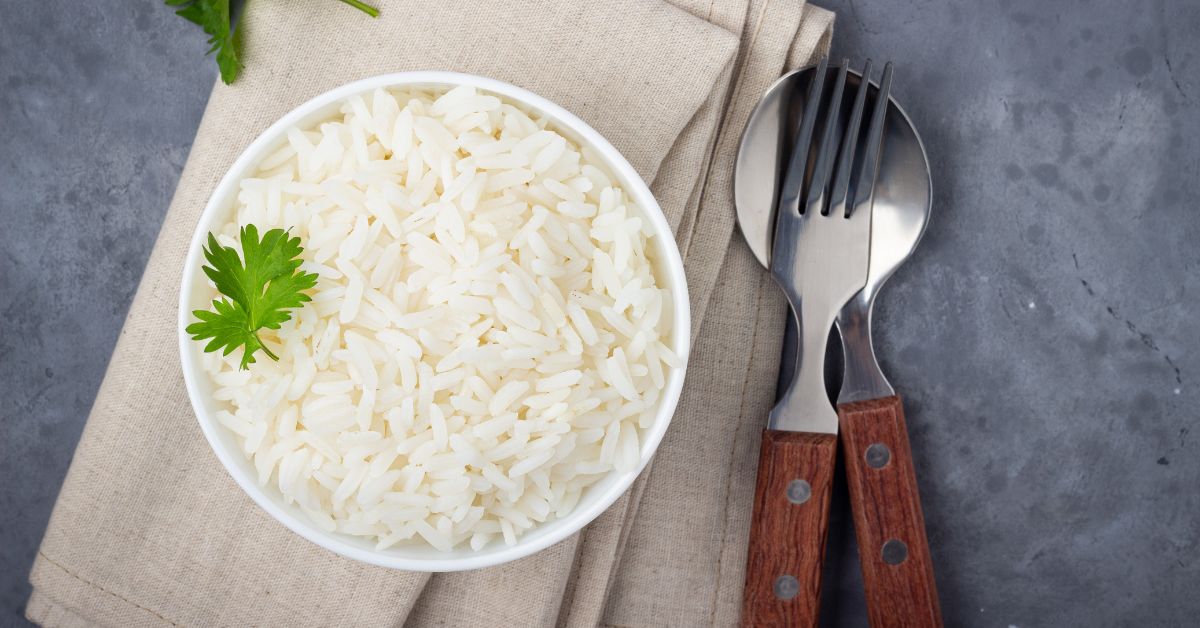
166,0,243,84
187,225,319,369
166,0,379,84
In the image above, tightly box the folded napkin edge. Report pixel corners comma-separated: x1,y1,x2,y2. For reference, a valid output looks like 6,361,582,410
29,551,174,628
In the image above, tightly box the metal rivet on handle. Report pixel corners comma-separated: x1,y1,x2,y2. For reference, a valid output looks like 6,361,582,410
786,479,811,504
865,443,891,468
774,575,800,600
882,539,909,565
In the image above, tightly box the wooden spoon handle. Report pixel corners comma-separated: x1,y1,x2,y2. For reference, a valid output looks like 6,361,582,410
838,395,942,627
741,429,837,627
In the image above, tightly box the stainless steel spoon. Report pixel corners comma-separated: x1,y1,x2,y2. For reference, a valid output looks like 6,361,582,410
734,63,941,626
735,66,930,378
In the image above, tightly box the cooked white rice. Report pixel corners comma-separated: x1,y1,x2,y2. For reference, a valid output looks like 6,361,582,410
200,85,678,552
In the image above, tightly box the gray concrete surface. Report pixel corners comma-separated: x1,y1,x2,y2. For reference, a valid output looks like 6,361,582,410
1,0,1197,626
0,4,210,625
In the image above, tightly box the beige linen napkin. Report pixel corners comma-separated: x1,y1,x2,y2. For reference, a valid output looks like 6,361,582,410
26,1,831,625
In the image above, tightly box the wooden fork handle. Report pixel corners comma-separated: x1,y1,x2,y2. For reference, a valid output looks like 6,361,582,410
838,395,942,627
741,429,836,627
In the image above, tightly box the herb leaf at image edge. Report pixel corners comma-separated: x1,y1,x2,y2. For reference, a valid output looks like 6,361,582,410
165,0,242,84
165,0,379,84
186,225,319,370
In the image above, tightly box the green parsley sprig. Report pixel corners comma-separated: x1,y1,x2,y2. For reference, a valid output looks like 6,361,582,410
187,225,319,370
166,0,379,85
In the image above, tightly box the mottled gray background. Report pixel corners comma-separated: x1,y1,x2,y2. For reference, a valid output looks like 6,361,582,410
1,0,1196,626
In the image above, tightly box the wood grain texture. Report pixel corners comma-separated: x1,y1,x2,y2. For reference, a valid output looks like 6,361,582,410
741,429,837,627
838,395,942,628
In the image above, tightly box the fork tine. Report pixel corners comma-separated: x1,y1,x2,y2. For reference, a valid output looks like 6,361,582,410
850,62,894,217
804,60,849,216
829,59,873,218
778,57,830,216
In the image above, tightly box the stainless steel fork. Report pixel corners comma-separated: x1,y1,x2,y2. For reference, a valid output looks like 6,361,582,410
741,59,893,627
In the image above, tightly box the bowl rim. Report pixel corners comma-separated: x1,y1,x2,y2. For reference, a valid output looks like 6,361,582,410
177,70,691,571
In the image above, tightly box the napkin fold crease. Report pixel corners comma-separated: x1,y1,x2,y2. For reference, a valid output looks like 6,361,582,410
26,0,831,625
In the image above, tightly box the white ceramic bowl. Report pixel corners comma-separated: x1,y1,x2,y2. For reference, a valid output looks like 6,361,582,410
178,71,690,571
